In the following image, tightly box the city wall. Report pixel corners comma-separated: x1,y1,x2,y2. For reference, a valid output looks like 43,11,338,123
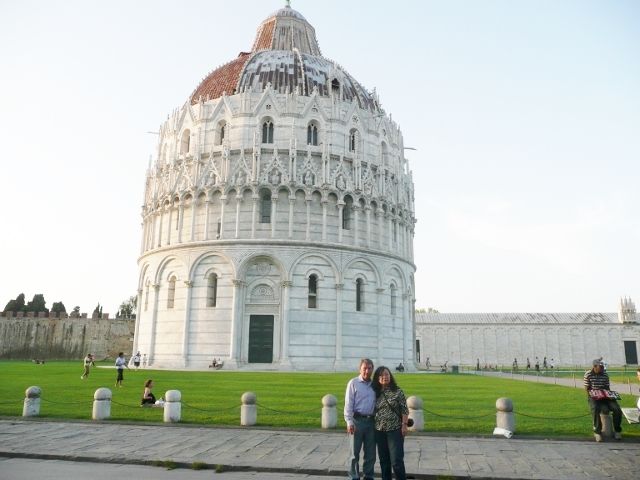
0,312,135,360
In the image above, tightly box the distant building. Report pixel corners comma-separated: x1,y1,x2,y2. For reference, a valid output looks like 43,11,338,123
133,4,416,370
415,298,640,367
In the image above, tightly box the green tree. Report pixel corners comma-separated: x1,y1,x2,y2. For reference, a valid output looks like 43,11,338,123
3,293,26,313
72,306,80,316
25,294,48,314
51,302,66,314
117,295,137,319
92,303,103,318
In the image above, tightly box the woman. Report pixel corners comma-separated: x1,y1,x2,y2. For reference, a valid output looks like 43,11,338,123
372,366,409,480
141,379,156,406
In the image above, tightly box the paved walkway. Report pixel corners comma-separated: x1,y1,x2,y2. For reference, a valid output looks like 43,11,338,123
1,418,639,479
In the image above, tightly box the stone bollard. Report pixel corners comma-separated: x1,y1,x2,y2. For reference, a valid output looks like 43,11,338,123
407,395,424,431
321,394,337,429
495,397,515,436
600,412,614,438
241,392,257,426
163,390,181,423
23,386,41,417
92,388,112,420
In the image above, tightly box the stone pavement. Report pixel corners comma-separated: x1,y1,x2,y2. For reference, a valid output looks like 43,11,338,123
0,418,638,479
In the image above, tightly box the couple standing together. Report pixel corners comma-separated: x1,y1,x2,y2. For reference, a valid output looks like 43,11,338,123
345,358,409,480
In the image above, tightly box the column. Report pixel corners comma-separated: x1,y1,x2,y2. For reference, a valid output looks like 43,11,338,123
334,283,343,366
140,222,146,254
288,197,295,238
321,200,328,241
148,284,160,365
280,281,292,365
131,288,143,355
189,200,196,242
181,281,193,367
235,195,242,238
165,207,172,245
178,203,184,243
377,209,384,250
337,203,344,243
387,215,393,250
305,198,311,241
376,287,385,366
204,199,211,241
228,279,244,367
219,195,226,240
403,293,410,365
353,205,360,246
365,206,371,248
271,194,277,238
251,195,258,239
157,211,164,248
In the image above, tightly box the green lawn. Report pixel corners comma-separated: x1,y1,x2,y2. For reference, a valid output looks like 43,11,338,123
2,361,638,439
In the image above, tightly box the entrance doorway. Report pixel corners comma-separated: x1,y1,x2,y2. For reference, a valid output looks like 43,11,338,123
624,340,638,365
249,315,274,363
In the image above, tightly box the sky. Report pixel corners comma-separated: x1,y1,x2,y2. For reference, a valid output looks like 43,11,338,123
0,0,638,314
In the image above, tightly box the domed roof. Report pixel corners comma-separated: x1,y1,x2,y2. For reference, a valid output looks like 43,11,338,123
189,4,379,112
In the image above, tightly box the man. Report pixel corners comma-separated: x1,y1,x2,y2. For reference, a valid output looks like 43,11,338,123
584,359,622,441
132,351,141,369
80,353,94,379
115,352,129,387
344,358,376,480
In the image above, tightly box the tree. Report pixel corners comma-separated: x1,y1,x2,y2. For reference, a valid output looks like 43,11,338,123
72,306,80,315
92,303,103,318
25,294,48,314
3,293,26,313
51,302,66,314
117,295,137,319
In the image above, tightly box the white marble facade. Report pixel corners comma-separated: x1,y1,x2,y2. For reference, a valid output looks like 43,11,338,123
133,5,416,371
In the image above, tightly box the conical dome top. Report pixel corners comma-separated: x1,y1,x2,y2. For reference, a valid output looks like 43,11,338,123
252,3,321,55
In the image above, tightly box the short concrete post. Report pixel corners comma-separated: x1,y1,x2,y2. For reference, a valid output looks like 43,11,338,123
241,392,257,426
321,394,337,429
92,388,112,420
407,395,424,431
495,397,515,435
600,413,613,438
163,390,181,423
23,386,41,417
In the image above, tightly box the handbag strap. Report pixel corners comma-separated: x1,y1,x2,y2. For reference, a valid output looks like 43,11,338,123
382,390,404,422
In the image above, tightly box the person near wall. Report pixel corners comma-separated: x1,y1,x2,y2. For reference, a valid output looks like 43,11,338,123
372,366,409,480
584,359,622,441
115,352,129,387
80,353,94,379
344,358,376,480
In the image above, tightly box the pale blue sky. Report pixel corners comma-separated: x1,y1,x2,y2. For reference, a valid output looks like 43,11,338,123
0,0,638,314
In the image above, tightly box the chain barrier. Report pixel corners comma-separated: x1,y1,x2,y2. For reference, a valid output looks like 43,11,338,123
182,402,240,413
40,397,92,406
0,399,24,405
514,411,591,420
422,407,495,420
256,402,319,415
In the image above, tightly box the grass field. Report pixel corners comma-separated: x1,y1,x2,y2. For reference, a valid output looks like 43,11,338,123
2,361,638,439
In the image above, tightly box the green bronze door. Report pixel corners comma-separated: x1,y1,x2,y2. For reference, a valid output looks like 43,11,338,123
248,315,274,363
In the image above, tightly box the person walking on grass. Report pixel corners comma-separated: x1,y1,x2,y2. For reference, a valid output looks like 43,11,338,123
80,353,94,379
115,352,129,387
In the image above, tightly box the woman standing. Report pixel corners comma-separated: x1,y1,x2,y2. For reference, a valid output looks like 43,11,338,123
372,366,409,480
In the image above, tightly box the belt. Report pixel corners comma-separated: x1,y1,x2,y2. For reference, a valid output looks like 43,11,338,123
354,413,374,419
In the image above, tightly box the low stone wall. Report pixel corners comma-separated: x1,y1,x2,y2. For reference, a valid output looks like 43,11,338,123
0,316,135,360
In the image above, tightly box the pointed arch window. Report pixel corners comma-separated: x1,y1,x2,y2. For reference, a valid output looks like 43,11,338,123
308,274,318,309
262,120,274,143
356,278,364,312
307,123,318,146
207,273,218,307
219,123,226,145
180,130,191,154
349,130,357,153
331,79,340,98
167,276,176,309
260,192,272,223
342,197,352,230
390,284,397,315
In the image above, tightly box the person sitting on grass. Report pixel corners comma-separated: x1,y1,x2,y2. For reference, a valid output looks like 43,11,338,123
141,379,156,406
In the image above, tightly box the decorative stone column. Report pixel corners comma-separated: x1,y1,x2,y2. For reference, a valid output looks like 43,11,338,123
334,283,344,366
353,204,360,246
321,394,337,429
376,287,385,365
204,198,211,240
219,195,227,239
228,279,244,367
337,203,344,242
92,388,112,420
23,386,41,417
164,390,182,423
407,395,423,431
365,205,371,248
181,280,194,367
148,283,160,364
157,209,164,247
177,203,185,243
251,195,258,238
241,392,257,426
305,197,311,241
271,194,278,238
321,199,328,241
280,280,292,365
288,197,295,238
189,198,197,241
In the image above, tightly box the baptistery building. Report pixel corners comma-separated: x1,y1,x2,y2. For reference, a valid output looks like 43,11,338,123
133,4,416,370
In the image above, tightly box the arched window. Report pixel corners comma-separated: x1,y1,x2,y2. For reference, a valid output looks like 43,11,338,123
262,120,274,143
167,276,176,309
207,273,218,307
308,274,318,309
216,218,221,238
349,130,357,153
331,78,340,98
390,284,397,315
342,197,352,230
307,123,318,146
260,192,271,223
180,129,191,155
356,278,364,312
